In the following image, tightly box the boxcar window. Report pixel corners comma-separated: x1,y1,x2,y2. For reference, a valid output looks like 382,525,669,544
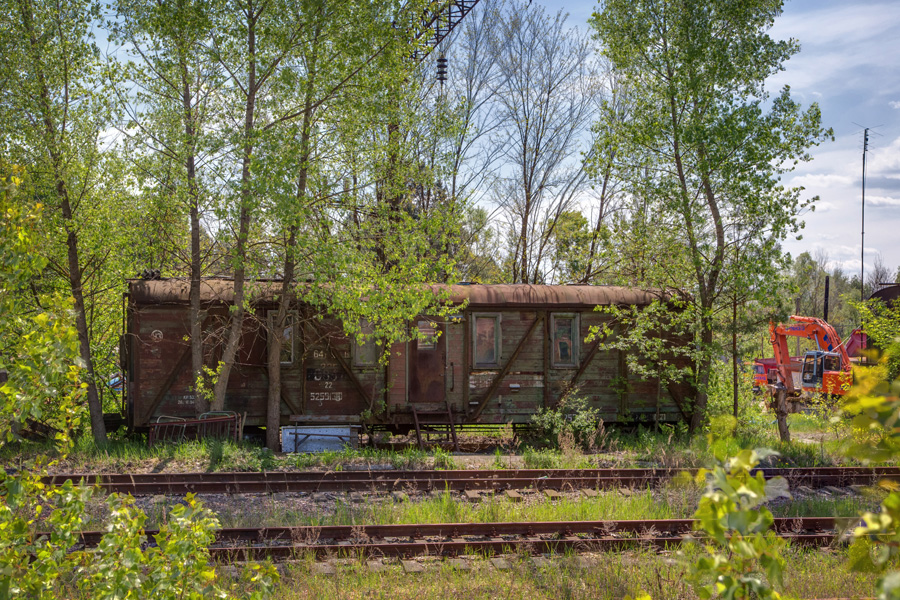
473,314,500,367
354,319,379,367
551,314,578,368
417,320,436,350
268,311,295,365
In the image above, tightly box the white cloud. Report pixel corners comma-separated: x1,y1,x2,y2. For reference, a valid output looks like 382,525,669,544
868,195,900,207
890,100,900,109
831,244,863,260
771,4,900,48
869,136,900,174
767,3,900,93
791,173,854,188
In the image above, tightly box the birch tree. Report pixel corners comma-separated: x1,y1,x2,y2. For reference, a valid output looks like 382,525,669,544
258,0,431,450
592,0,832,431
113,0,224,415
489,2,599,284
1,0,117,442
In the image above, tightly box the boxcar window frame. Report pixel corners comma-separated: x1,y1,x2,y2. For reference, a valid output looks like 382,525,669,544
472,313,501,369
416,319,438,350
267,310,297,366
550,313,579,368
353,319,380,368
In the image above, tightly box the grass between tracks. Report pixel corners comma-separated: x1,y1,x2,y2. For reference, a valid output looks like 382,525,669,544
2,413,882,474
266,546,877,599
194,485,884,530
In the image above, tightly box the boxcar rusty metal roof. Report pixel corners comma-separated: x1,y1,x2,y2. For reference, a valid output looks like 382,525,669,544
128,278,283,305
436,284,664,308
128,278,665,308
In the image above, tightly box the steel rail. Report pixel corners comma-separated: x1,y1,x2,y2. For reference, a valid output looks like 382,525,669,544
203,533,836,561
70,517,844,561
45,467,900,495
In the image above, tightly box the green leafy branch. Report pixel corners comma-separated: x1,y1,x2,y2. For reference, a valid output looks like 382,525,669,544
687,423,791,599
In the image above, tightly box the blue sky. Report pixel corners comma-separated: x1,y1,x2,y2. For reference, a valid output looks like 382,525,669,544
542,0,900,279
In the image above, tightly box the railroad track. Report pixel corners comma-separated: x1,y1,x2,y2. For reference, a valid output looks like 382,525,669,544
71,517,844,561
45,466,900,495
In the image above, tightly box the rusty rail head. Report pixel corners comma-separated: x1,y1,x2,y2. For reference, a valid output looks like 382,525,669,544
43,466,900,496
72,516,839,561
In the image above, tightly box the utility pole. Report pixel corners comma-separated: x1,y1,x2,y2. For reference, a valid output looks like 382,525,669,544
861,127,869,301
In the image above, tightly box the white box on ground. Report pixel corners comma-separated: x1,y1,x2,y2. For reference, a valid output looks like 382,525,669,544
281,425,359,453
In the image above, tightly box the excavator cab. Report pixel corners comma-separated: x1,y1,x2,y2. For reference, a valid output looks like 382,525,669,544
801,351,842,388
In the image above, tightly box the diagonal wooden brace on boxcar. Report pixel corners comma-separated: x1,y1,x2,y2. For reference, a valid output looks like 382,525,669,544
468,315,544,420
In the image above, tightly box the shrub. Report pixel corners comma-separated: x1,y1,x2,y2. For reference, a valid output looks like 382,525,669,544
432,446,457,470
687,424,791,599
843,371,900,598
79,493,277,600
530,391,606,451
522,447,561,469
0,472,278,599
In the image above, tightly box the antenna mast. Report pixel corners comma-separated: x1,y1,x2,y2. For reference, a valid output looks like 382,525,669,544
861,127,869,300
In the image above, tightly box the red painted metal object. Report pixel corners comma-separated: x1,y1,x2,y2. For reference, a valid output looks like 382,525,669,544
767,315,853,399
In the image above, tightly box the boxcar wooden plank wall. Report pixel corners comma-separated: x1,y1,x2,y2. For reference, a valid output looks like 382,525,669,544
125,280,693,432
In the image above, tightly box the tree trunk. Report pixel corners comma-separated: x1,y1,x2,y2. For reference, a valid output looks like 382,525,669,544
189,200,206,414
690,355,711,433
266,288,287,451
266,44,317,450
732,296,738,418
583,165,611,283
774,389,791,443
66,221,108,443
183,61,208,415
55,151,107,441
20,0,107,443
266,245,295,451
212,6,257,411
689,315,714,433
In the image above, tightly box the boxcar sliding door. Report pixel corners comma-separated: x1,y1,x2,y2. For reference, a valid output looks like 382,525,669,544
409,320,446,404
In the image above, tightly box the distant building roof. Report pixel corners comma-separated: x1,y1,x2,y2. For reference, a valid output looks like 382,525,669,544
870,284,900,307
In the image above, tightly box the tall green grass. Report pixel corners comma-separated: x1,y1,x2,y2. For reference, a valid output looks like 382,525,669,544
209,487,698,529
267,546,877,600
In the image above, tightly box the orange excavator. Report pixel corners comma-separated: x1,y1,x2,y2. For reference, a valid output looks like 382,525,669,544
767,315,853,402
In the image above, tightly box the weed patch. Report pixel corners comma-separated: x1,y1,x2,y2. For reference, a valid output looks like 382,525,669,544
269,546,875,600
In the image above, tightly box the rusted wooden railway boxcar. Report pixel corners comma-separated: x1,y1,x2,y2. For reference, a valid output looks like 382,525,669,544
123,279,693,435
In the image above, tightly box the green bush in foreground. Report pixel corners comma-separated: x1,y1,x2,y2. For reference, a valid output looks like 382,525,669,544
530,392,606,452
843,367,900,600
0,469,277,599
0,171,277,599
80,493,276,600
687,446,791,599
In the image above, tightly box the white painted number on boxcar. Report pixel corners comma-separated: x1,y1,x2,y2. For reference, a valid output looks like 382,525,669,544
310,392,342,403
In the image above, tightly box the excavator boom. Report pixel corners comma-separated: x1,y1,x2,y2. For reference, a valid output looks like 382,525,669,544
783,315,851,369
769,321,797,394
767,315,853,398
